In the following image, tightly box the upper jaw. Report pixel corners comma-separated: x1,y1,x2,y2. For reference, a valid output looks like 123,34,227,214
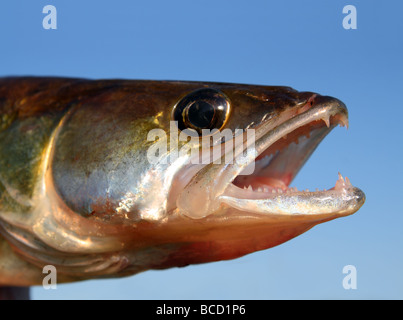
177,95,365,219
230,95,349,190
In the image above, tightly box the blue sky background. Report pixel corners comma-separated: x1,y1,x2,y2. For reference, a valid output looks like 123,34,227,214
0,0,402,299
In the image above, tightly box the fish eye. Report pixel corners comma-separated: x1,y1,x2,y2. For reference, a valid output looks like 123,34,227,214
173,88,230,135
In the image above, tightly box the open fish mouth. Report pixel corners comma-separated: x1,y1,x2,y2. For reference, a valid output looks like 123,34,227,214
178,95,365,219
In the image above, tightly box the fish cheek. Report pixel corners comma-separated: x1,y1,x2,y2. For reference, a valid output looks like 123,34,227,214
49,103,152,222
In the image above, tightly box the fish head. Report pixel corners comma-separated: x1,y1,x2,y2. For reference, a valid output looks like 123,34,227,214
139,83,366,268
19,80,365,276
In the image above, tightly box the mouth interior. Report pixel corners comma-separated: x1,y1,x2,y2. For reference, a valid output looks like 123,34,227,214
231,115,347,197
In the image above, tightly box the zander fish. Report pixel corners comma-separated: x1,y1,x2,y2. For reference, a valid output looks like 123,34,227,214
0,77,365,291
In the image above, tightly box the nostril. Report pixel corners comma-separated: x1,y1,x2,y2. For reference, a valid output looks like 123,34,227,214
297,94,317,115
308,94,316,106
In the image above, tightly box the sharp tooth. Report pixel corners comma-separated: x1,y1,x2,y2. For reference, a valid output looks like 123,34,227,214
278,189,283,194
272,189,276,194
315,188,319,192
257,187,263,192
264,187,269,193
345,176,352,187
323,117,330,128
338,114,349,129
248,185,253,191
335,172,349,190
305,189,309,192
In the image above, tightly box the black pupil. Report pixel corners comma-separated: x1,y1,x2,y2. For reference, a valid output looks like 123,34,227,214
187,101,215,128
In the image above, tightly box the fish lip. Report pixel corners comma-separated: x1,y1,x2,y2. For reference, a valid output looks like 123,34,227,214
217,95,366,217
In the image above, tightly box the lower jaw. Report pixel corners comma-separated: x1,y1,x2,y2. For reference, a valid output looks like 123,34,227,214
223,172,353,201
